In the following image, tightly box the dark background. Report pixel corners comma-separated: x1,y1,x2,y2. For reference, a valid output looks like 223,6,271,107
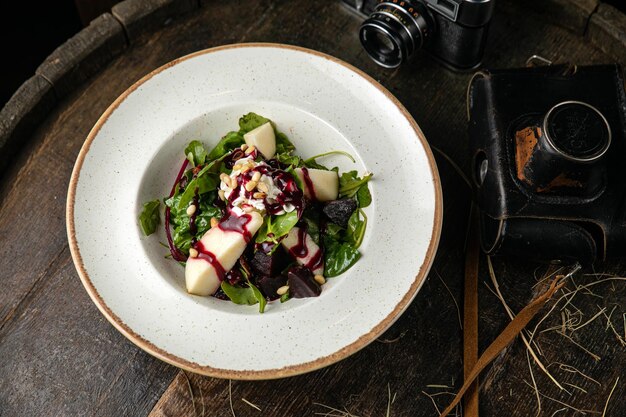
1,0,625,107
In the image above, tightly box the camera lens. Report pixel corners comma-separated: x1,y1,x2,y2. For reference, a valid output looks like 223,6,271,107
543,101,611,162
359,1,432,68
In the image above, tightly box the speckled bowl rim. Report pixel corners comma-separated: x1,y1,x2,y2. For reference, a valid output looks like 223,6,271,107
66,43,443,380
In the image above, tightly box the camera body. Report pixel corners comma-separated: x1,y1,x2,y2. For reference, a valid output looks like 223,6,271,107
342,0,495,70
468,64,626,264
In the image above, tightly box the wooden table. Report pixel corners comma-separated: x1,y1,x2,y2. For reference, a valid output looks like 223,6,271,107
2,0,626,415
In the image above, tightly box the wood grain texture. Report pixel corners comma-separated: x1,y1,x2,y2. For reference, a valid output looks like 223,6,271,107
588,3,626,64
0,0,625,416
112,0,198,41
527,0,598,35
0,74,55,176
35,13,127,99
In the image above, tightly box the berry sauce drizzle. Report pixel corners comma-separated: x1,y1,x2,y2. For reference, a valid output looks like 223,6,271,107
165,159,189,262
218,211,255,243
195,241,226,281
300,167,317,201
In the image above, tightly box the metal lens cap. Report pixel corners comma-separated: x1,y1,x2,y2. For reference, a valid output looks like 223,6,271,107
543,101,611,162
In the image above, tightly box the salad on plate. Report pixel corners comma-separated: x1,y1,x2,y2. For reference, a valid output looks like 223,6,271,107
139,113,372,312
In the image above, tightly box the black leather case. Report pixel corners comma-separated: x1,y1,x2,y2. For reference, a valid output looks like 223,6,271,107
468,64,626,264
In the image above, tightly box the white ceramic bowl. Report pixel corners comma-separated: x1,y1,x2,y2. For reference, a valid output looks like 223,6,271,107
67,43,442,379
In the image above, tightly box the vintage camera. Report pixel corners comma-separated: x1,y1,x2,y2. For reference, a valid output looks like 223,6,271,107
468,64,626,264
342,0,495,70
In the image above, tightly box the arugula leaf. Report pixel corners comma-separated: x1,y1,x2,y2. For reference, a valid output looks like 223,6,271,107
139,200,160,236
325,223,344,240
275,152,302,167
255,211,299,244
184,140,207,167
172,222,193,253
339,171,373,198
275,131,295,154
177,172,219,210
323,240,361,278
280,292,290,303
208,131,244,160
356,183,372,208
303,159,329,170
249,282,267,313
346,209,367,249
239,112,270,132
301,208,320,245
303,150,355,170
220,282,258,305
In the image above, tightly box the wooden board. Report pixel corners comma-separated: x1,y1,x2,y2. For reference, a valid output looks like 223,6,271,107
1,1,625,416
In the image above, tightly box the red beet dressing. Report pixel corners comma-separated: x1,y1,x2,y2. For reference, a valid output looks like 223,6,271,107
217,211,255,243
195,241,226,281
165,159,189,262
286,226,324,271
300,167,317,201
191,211,255,280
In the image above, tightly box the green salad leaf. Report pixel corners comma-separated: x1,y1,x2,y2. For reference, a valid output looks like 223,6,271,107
220,280,266,313
255,210,299,244
346,209,367,249
249,282,267,313
339,171,373,198
177,172,219,210
184,140,208,167
275,152,302,167
275,132,296,154
239,113,270,132
356,183,372,208
139,200,160,236
220,282,258,305
208,131,244,160
165,195,221,254
323,238,361,278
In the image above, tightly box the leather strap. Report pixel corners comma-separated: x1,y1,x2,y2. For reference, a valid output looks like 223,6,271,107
463,206,480,417
439,272,566,417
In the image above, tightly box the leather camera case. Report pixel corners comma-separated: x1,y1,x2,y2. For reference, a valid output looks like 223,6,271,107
468,64,626,264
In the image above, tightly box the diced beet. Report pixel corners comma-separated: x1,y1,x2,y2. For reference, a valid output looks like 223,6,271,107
250,246,290,277
323,199,357,227
213,286,229,300
257,275,288,301
225,268,244,286
287,266,321,298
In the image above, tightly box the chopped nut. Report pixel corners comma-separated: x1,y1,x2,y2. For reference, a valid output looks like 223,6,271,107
245,145,256,155
314,275,326,285
218,190,226,200
257,182,269,193
240,144,248,151
276,285,289,296
245,181,257,192
219,173,229,182
240,165,251,174
210,217,219,228
186,204,197,216
189,248,199,258
253,192,266,199
252,171,261,182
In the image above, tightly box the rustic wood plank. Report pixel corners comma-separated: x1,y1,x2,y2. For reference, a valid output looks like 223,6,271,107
527,0,598,35
0,250,178,416
0,74,55,176
36,13,127,99
588,3,626,64
112,0,198,42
